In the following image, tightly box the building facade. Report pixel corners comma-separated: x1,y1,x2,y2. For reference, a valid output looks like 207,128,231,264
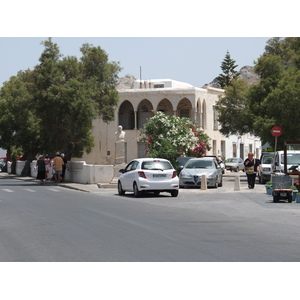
73,79,261,165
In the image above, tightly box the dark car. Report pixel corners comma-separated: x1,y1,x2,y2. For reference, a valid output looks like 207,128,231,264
175,157,194,174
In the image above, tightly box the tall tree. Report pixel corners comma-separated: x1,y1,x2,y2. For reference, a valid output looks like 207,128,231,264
214,78,253,137
248,37,300,147
216,51,240,88
0,38,121,174
215,37,300,149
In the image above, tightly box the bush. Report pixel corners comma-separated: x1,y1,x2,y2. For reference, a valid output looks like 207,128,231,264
138,111,211,167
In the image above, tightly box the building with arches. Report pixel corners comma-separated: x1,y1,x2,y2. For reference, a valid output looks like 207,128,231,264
73,79,261,165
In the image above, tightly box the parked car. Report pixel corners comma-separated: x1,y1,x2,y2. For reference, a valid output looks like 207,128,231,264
206,155,225,174
118,158,179,197
179,157,223,188
0,158,5,172
258,152,274,184
176,157,194,174
273,150,300,173
224,157,245,172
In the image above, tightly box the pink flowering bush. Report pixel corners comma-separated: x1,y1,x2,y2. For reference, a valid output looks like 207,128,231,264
138,111,211,167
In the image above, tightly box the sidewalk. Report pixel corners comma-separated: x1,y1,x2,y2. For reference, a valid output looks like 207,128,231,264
0,173,116,193
1,172,267,195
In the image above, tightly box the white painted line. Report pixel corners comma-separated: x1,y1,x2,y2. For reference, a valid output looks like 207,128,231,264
24,189,36,192
47,188,60,192
2,189,14,193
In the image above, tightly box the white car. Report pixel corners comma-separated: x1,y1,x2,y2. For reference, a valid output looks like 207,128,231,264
118,158,179,197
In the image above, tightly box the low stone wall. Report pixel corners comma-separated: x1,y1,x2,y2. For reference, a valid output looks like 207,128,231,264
12,160,114,184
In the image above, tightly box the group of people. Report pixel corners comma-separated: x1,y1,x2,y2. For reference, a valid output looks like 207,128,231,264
36,152,68,184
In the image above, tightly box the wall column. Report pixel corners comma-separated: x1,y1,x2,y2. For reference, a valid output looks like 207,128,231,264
134,111,138,130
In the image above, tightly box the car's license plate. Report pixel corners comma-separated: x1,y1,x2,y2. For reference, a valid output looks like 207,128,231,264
280,193,287,197
153,174,166,178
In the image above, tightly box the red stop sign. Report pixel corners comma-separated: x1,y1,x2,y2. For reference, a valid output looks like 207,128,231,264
271,126,282,137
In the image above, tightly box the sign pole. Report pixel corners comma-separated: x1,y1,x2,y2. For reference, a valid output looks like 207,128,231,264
273,136,277,172
271,126,282,173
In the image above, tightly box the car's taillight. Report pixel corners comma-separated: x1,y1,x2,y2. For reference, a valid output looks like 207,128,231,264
172,171,177,178
138,171,147,178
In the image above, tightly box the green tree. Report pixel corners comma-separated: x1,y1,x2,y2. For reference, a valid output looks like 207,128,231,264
138,111,211,167
214,78,253,137
0,38,121,174
248,37,300,147
216,51,240,88
0,70,40,158
215,37,300,149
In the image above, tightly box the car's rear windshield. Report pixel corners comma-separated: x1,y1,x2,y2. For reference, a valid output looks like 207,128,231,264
185,160,213,169
226,158,238,163
142,161,173,170
262,156,273,164
280,153,300,165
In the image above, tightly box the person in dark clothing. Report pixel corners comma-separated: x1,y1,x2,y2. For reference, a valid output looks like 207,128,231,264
61,153,68,182
36,155,46,184
244,152,260,189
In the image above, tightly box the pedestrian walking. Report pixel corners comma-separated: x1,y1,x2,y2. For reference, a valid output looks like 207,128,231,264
52,152,64,183
36,155,46,184
44,154,51,181
61,153,68,182
244,152,260,189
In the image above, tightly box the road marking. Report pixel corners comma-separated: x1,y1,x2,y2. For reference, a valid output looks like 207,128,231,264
46,188,60,192
2,189,14,193
24,189,36,192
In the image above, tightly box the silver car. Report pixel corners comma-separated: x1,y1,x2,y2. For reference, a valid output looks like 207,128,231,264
225,157,245,172
179,157,223,188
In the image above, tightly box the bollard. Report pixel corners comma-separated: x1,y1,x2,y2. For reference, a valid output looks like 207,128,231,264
201,174,207,190
234,174,241,191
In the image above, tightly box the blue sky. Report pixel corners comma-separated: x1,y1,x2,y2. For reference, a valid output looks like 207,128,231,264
0,37,270,88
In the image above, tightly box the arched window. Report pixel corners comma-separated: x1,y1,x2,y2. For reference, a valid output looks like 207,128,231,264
137,99,153,129
157,98,174,116
118,100,134,130
177,98,192,118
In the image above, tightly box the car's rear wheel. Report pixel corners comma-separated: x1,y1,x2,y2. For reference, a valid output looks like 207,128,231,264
235,167,239,172
171,189,179,197
133,182,141,198
118,181,125,195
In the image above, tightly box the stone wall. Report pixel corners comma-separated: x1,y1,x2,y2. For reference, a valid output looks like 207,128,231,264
11,160,114,184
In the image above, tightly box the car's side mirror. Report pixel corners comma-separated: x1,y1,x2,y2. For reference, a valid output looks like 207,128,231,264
119,169,124,173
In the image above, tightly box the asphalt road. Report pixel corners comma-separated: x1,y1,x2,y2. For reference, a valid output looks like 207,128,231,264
1,174,300,262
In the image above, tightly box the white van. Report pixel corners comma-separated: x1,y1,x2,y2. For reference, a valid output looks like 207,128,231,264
273,150,300,173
